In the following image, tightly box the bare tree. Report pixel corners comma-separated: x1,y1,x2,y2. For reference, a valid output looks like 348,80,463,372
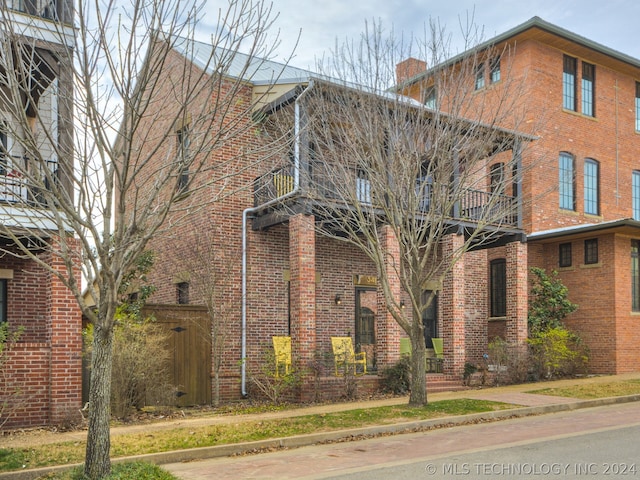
0,0,288,477
268,19,536,406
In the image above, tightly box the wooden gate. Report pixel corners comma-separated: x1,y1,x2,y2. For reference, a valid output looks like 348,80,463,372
144,305,212,406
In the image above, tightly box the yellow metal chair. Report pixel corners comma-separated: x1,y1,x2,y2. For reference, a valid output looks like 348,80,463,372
331,337,367,376
430,337,444,373
273,174,294,197
400,337,411,357
272,336,292,377
432,338,443,359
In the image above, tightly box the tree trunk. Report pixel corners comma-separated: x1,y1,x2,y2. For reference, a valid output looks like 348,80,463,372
84,324,114,479
409,333,428,406
213,368,220,407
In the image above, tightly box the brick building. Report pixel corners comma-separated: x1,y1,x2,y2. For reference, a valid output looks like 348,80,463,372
139,32,530,403
399,17,640,374
0,2,82,428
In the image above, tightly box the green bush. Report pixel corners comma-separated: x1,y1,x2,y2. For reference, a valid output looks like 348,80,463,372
528,267,578,335
528,326,589,378
380,356,411,395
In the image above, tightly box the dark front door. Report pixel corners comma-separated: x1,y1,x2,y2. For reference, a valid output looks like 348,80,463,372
422,290,438,349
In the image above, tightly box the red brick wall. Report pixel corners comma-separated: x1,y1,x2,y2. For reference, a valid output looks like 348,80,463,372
1,241,82,429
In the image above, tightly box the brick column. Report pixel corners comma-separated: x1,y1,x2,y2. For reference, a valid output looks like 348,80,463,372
47,238,83,425
441,234,466,375
506,240,528,345
376,225,403,369
289,214,317,372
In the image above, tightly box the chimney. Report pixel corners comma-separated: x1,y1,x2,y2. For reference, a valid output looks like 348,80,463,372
396,57,427,84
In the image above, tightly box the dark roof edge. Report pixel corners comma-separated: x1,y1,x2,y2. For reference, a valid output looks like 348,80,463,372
399,16,640,88
527,218,640,242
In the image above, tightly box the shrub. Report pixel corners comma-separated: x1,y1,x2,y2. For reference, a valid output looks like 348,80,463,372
0,324,23,428
528,326,589,378
84,317,175,419
528,267,578,335
380,356,411,394
487,337,530,385
249,347,301,405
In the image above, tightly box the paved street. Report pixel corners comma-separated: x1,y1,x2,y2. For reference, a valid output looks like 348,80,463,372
164,401,640,479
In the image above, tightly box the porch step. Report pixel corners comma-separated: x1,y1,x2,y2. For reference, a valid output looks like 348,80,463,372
426,374,466,393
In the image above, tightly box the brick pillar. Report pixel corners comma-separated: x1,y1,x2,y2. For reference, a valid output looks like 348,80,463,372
47,237,83,425
441,234,466,375
289,214,317,377
376,225,403,369
506,240,528,345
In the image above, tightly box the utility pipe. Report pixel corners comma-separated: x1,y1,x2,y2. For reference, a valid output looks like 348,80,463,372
240,81,313,396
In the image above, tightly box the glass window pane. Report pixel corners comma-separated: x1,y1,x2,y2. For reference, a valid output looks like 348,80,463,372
582,63,595,117
636,83,640,132
559,153,575,210
633,240,640,312
633,171,640,221
490,259,506,317
563,56,576,111
584,159,599,215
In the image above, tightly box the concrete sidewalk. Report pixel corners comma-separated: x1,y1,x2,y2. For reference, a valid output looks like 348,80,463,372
2,372,640,479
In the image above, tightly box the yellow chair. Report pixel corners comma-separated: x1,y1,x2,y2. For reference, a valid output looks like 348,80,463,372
331,337,367,376
400,337,411,357
432,338,443,359
272,336,292,377
431,338,444,373
273,173,294,197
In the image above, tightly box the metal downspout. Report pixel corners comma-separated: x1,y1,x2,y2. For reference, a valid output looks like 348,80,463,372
240,82,312,396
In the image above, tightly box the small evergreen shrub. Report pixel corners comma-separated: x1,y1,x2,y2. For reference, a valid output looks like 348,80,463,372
380,356,411,395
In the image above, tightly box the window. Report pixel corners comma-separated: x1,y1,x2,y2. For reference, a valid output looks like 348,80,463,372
475,62,485,90
0,123,7,175
490,259,507,317
176,281,189,304
559,243,572,268
356,168,371,204
633,171,640,221
490,56,501,83
584,159,599,215
581,62,595,116
636,82,640,132
490,162,505,194
584,239,598,265
0,280,6,324
423,86,436,109
633,240,640,311
176,125,190,191
559,152,575,210
563,55,577,111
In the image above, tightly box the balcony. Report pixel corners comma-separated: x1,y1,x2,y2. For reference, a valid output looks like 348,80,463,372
0,155,59,207
252,163,519,230
7,0,66,22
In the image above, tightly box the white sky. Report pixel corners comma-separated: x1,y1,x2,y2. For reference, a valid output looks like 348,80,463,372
202,0,640,71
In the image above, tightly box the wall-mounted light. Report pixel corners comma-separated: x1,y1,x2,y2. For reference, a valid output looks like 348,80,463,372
334,294,342,305
400,301,405,309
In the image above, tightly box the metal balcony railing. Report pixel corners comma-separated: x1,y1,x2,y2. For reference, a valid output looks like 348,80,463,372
253,163,519,228
7,0,60,20
0,155,59,206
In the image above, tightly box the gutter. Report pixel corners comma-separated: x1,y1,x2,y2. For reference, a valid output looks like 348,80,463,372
240,80,313,397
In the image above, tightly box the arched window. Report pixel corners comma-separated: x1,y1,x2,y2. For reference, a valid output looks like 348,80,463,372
559,152,575,210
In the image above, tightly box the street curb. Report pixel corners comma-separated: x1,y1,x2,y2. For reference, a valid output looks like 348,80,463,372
3,394,640,480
